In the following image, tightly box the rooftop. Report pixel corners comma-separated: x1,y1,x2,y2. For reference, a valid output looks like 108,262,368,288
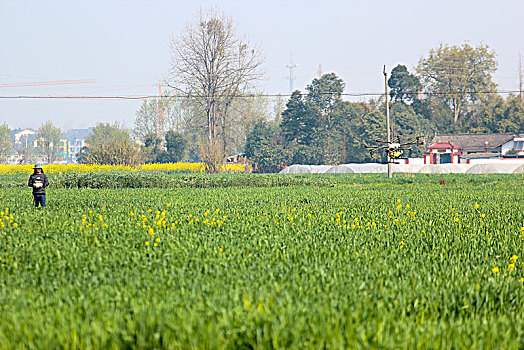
432,133,520,149
428,142,459,150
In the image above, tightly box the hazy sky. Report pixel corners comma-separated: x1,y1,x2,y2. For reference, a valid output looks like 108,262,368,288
1,0,523,130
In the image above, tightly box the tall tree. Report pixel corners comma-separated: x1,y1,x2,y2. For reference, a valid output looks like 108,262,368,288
280,91,317,147
164,130,188,162
37,120,62,164
305,73,346,164
388,65,422,104
0,123,12,163
245,120,290,173
417,43,497,124
81,123,142,165
168,8,264,171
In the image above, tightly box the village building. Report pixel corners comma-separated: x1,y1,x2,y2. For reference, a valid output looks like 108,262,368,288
424,132,524,164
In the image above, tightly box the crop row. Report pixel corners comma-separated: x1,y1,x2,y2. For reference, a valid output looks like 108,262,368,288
0,180,523,348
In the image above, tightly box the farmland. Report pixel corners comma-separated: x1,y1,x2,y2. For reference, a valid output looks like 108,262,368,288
1,173,524,348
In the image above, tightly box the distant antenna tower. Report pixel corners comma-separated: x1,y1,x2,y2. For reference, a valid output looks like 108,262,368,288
317,63,323,77
285,55,298,93
519,52,524,102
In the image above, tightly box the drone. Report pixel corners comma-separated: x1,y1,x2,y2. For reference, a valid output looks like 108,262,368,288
365,136,424,164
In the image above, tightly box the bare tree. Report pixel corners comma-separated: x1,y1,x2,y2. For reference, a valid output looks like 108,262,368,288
168,8,264,171
37,120,63,164
134,97,183,141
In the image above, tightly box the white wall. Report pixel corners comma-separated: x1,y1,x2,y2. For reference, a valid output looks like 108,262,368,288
468,158,524,164
501,140,514,155
407,158,425,165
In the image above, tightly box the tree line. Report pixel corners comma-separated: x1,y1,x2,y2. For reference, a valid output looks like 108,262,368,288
2,10,523,170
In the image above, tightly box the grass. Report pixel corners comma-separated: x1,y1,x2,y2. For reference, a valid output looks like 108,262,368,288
0,174,523,348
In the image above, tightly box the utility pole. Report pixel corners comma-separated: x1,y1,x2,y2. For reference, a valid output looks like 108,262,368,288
519,52,524,102
285,56,298,93
383,65,392,178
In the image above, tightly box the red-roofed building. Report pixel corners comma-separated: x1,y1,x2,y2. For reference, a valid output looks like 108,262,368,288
423,133,524,164
424,142,461,164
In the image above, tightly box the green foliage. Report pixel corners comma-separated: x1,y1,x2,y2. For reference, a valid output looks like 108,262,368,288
51,172,331,189
388,64,422,104
244,120,273,160
245,120,291,173
37,120,63,164
81,123,143,165
143,131,188,164
1,175,524,348
280,91,317,146
164,130,188,162
417,43,497,124
0,123,12,163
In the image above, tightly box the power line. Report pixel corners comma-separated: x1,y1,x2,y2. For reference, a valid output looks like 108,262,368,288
0,89,522,100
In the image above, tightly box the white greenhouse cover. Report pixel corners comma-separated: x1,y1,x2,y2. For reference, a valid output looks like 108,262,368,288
512,164,524,174
325,165,355,173
280,162,524,174
466,163,522,174
279,164,332,174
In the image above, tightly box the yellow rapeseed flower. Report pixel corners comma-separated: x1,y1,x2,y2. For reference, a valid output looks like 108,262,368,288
510,255,518,264
508,264,515,271
154,243,158,247
148,227,154,236
474,203,480,210
519,278,524,283
492,267,500,275
397,199,401,204
13,222,18,228
155,237,160,243
396,204,402,210
455,217,460,223
480,213,486,219
145,241,149,246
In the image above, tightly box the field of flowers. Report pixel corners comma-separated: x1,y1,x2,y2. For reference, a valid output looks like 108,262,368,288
0,174,523,348
0,162,245,175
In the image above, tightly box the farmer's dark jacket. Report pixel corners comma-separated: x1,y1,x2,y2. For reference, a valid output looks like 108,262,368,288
28,172,49,194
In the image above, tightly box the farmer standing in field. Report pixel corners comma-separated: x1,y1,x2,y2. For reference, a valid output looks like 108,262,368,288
28,165,49,208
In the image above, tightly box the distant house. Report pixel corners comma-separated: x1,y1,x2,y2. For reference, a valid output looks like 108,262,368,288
425,142,461,164
226,153,245,163
11,129,38,163
62,128,91,163
13,128,37,146
424,133,524,164
11,127,92,164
